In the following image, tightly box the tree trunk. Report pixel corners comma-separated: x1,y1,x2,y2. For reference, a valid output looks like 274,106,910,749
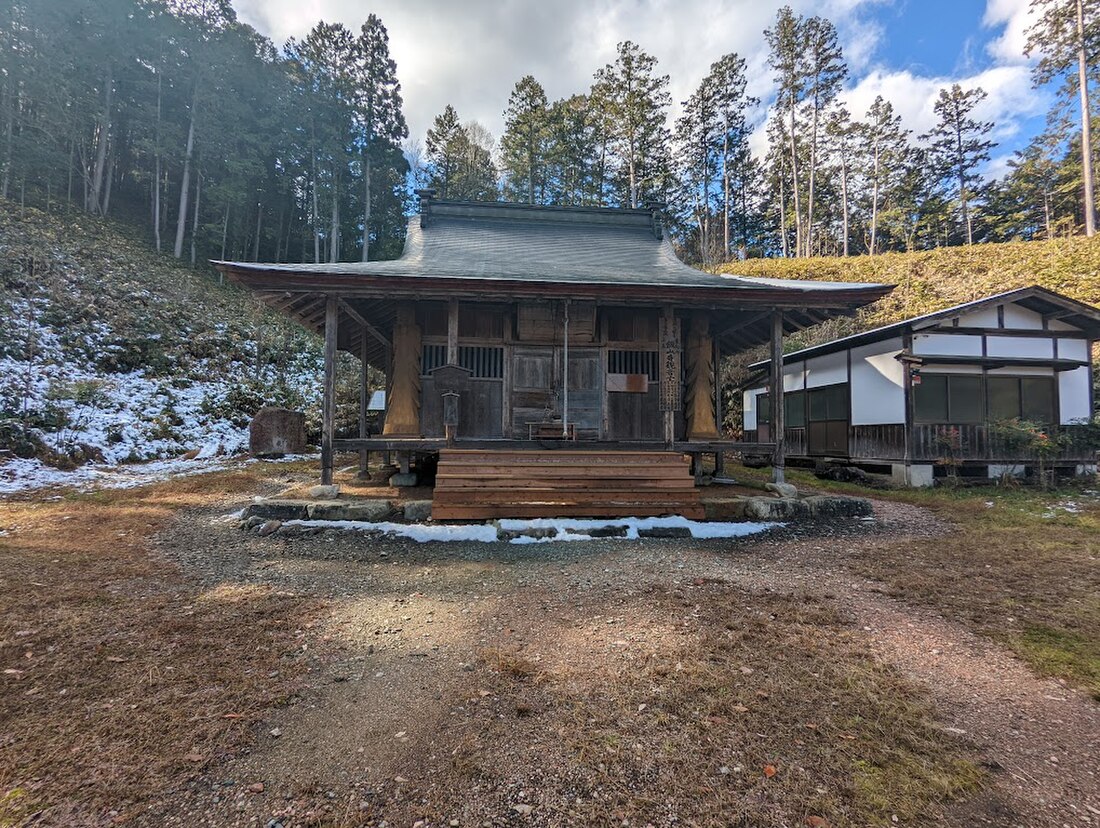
1077,0,1096,236
870,143,880,255
220,202,229,263
807,96,820,257
89,64,113,214
779,168,789,258
101,153,114,216
330,171,339,263
253,201,262,261
955,106,971,245
173,85,198,258
1,70,13,200
154,71,162,252
787,105,803,257
361,151,371,262
840,151,849,256
190,172,201,266
722,125,730,260
311,150,321,263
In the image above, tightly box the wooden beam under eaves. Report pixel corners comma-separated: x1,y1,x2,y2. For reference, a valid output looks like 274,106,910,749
338,298,392,350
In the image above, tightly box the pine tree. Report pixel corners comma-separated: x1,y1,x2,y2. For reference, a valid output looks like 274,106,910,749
801,16,846,256
824,107,856,256
592,41,671,208
860,96,910,254
765,6,806,257
353,14,407,262
1026,0,1100,235
425,106,498,201
500,76,550,204
923,84,995,245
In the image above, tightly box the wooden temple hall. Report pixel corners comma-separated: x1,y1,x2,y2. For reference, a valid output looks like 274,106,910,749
215,196,892,518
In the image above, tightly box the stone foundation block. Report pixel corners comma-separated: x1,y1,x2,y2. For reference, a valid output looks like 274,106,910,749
244,499,309,521
744,497,810,521
803,495,873,518
402,500,433,522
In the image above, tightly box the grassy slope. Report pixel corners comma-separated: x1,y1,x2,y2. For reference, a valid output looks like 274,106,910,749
0,204,334,466
718,236,1100,353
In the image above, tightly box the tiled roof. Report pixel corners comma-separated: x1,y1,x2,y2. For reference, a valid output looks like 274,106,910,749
215,200,887,296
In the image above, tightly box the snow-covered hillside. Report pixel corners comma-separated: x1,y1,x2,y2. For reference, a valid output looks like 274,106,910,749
0,206,344,490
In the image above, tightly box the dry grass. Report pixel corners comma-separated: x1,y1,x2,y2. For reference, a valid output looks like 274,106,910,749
0,465,321,825
456,585,981,828
739,465,1100,697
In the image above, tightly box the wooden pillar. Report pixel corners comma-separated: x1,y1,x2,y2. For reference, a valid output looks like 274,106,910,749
684,313,719,440
358,330,370,477
714,337,725,476
447,298,459,365
770,310,785,484
383,302,421,436
321,295,338,486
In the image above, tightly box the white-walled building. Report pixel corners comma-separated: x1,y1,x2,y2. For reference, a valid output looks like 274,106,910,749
742,286,1099,486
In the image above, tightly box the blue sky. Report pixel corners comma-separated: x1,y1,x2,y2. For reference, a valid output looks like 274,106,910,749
234,0,1046,179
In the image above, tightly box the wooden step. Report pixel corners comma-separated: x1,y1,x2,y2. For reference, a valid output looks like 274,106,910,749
431,448,701,521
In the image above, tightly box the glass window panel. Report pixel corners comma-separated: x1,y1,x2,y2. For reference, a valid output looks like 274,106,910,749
913,374,948,423
1021,377,1054,423
988,377,1021,420
948,375,983,423
827,384,849,419
808,388,828,421
757,393,770,423
785,391,806,427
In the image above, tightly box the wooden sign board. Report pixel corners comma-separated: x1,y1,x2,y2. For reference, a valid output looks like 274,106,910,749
606,373,649,393
659,316,682,412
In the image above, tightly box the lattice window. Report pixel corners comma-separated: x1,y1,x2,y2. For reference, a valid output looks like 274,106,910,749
421,344,446,375
459,346,504,379
607,350,658,381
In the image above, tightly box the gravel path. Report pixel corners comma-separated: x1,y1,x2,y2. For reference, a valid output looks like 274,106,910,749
148,498,1100,827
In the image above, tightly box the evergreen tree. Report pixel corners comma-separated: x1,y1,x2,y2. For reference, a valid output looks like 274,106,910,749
425,106,498,201
353,14,407,262
765,6,806,257
860,96,910,254
802,15,847,256
500,75,549,204
923,84,996,245
1026,0,1100,235
592,41,671,208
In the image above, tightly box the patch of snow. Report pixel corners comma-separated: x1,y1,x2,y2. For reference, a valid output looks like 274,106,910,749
285,519,499,543
497,515,778,541
0,452,320,496
282,515,779,544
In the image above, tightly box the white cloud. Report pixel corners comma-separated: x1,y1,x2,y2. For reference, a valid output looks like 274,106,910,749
231,0,1043,179
840,63,1042,142
983,0,1036,65
232,0,888,146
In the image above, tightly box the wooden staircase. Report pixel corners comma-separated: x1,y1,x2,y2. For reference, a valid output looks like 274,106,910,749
431,449,704,520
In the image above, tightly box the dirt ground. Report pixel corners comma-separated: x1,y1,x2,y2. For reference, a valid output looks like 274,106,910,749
127,496,1096,828
3,466,1099,828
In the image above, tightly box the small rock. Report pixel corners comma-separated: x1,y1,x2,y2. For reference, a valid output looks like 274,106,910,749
257,520,282,537
402,500,433,522
512,804,533,816
269,727,282,738
638,526,692,539
309,484,340,499
764,481,798,498
248,782,265,793
389,472,419,488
